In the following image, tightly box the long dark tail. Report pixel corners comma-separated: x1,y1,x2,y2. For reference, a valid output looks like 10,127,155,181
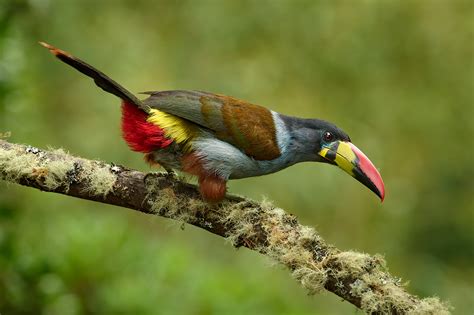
39,42,144,110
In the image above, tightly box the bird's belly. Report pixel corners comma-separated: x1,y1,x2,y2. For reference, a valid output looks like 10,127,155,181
191,137,294,180
227,156,292,179
228,164,284,179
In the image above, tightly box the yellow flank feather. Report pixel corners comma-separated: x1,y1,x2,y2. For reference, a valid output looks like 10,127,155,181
147,109,201,150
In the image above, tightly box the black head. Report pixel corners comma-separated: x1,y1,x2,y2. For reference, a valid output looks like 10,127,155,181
293,118,351,163
280,115,385,201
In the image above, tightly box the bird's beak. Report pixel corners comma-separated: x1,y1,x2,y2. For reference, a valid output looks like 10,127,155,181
318,141,385,201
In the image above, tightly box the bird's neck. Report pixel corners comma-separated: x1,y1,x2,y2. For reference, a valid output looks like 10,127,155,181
280,115,320,163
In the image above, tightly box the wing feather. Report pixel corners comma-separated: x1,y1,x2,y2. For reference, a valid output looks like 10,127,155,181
142,90,282,160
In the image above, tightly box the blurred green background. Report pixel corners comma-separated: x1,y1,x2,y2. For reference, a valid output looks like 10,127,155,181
0,0,473,314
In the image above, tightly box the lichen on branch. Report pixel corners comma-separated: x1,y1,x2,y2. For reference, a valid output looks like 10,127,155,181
0,140,451,314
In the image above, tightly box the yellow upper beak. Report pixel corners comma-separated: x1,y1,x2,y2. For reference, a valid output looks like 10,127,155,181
319,141,385,201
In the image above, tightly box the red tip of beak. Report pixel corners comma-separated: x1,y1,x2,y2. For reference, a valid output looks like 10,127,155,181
349,143,385,202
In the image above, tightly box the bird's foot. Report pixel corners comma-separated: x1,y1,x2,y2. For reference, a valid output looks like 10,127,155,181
163,168,179,180
143,168,178,184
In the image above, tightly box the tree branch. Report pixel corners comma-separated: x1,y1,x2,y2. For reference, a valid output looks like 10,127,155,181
0,139,450,314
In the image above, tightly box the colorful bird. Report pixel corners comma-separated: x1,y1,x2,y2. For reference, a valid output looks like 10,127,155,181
40,42,385,202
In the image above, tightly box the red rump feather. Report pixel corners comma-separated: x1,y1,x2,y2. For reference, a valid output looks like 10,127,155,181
121,101,173,152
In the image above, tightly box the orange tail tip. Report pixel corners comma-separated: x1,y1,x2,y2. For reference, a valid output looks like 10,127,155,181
39,41,72,57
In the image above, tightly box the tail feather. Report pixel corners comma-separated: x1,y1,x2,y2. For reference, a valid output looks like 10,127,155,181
39,41,144,110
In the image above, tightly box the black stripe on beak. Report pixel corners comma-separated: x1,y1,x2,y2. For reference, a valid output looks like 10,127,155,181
324,141,339,161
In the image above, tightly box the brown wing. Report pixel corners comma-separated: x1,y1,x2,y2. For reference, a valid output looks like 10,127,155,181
142,90,281,160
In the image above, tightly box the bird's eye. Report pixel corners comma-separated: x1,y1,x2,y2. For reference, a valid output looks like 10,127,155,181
323,131,334,142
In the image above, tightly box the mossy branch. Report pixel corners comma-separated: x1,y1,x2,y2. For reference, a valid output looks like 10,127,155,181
0,139,450,314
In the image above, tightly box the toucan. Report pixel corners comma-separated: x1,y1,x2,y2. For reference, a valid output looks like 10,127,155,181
40,42,385,202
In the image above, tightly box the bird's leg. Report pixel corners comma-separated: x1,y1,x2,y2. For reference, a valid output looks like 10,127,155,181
162,166,178,179
143,152,178,179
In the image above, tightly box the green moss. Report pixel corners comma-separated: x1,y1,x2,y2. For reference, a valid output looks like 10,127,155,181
292,266,326,295
328,251,452,314
411,298,452,315
219,199,328,294
0,144,119,197
332,251,379,277
145,175,204,224
187,197,209,212
220,201,260,245
148,187,180,215
43,159,76,191
0,146,76,192
0,148,39,182
81,161,116,197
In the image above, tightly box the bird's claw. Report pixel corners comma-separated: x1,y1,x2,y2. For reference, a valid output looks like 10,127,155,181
163,168,179,180
143,169,178,184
